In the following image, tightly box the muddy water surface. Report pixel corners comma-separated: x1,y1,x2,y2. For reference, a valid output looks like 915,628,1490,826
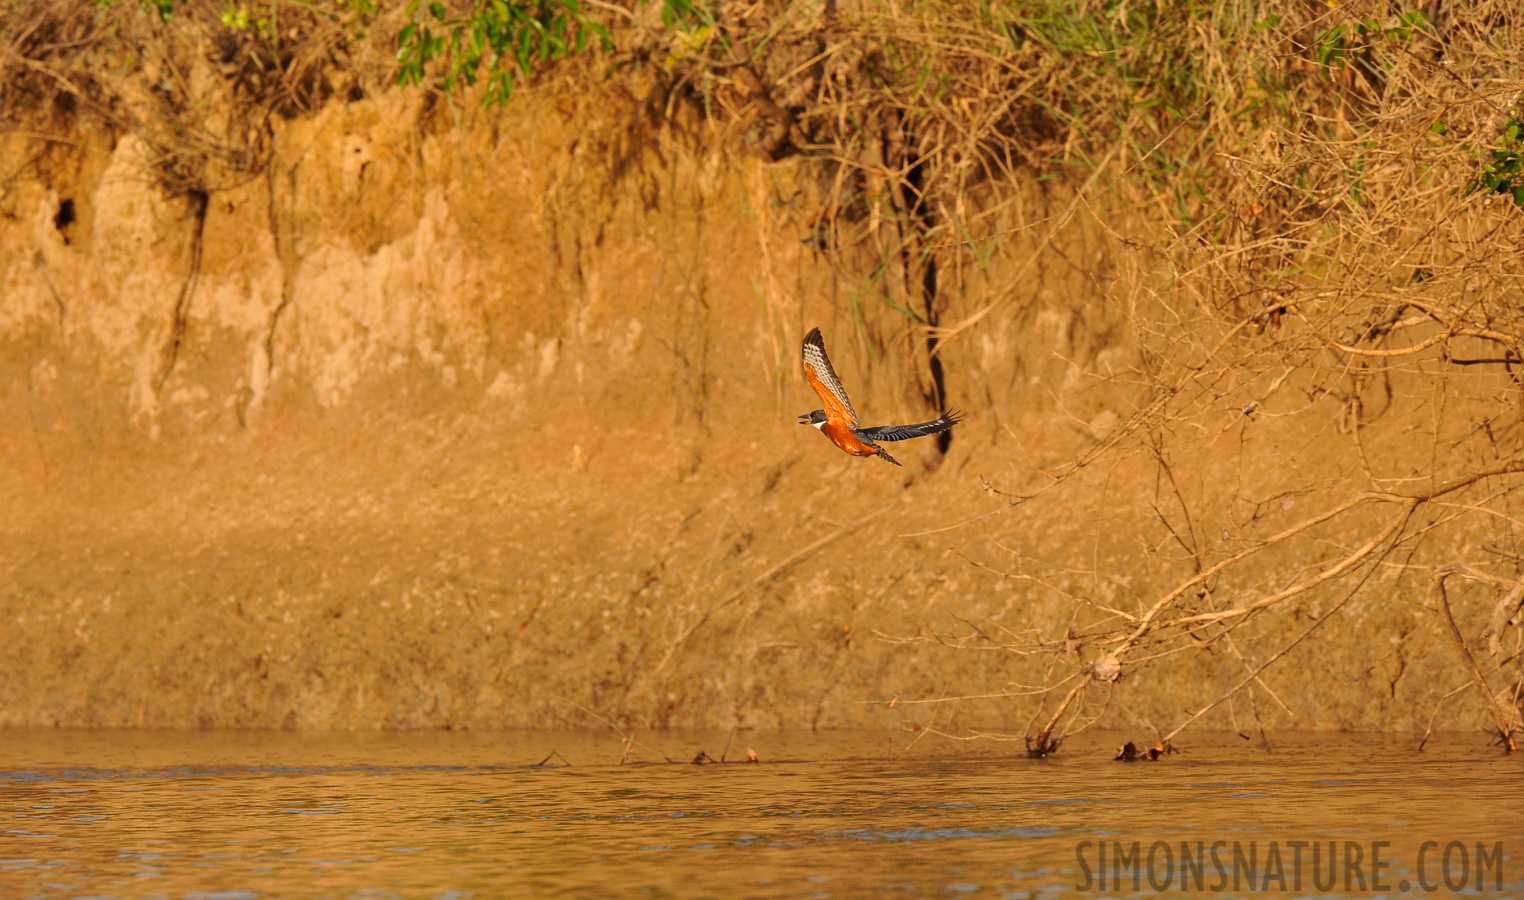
1,730,1521,898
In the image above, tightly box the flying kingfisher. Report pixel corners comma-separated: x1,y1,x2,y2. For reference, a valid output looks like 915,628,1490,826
798,327,963,467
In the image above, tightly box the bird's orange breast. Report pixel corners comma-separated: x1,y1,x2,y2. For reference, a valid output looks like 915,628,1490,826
821,421,878,457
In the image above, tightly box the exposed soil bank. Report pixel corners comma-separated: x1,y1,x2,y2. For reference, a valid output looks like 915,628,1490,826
3,5,1522,737
0,80,1125,730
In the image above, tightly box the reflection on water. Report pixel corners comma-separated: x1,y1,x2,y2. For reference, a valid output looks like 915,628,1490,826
1,730,1521,898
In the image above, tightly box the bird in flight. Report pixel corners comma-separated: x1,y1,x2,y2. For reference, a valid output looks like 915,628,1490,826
798,327,962,467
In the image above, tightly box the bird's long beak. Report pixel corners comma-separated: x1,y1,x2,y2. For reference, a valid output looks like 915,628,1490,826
797,413,811,424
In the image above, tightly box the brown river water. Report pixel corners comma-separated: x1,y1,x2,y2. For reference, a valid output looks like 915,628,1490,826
0,730,1520,898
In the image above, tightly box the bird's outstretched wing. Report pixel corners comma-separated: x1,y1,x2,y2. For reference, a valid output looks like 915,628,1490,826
801,327,858,424
855,410,964,443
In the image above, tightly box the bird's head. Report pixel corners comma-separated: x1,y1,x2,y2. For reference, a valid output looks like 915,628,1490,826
798,409,827,429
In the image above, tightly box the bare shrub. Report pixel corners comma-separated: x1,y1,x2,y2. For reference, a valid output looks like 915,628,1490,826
861,2,1524,751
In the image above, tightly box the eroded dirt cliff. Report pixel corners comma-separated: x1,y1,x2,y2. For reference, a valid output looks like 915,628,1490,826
4,2,1523,740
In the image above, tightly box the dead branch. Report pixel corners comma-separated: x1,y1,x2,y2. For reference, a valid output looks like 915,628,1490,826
1432,567,1520,751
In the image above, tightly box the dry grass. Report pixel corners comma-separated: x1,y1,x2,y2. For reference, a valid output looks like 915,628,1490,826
1,0,374,196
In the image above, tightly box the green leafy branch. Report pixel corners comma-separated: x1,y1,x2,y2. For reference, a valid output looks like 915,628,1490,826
1313,10,1427,71
1467,118,1524,211
91,0,177,24
396,0,611,106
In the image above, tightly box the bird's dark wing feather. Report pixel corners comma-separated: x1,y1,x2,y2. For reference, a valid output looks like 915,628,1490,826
855,410,964,443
